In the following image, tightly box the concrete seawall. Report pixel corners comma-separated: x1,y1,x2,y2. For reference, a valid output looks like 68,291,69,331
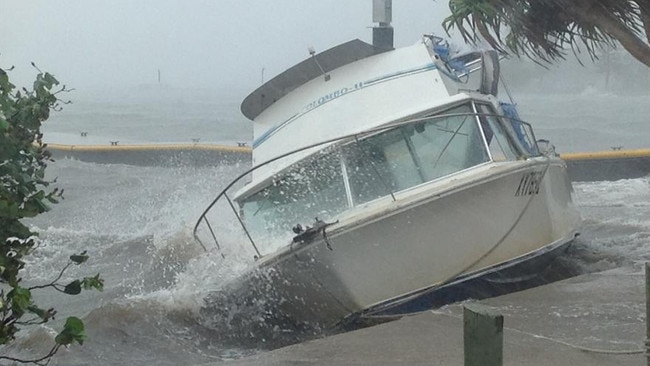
47,143,650,182
562,148,650,181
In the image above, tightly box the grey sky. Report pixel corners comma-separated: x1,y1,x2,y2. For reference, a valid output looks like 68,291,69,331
1,1,453,94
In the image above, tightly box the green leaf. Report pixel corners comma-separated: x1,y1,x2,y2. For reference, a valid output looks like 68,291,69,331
43,73,59,88
27,305,55,321
0,69,15,92
0,63,94,352
82,274,104,292
70,251,88,264
10,287,32,308
9,287,32,317
27,305,46,319
64,280,82,295
55,317,86,346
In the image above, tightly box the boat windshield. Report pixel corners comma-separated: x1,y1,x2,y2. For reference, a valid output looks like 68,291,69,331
475,103,520,161
239,102,513,244
343,103,489,204
240,150,348,241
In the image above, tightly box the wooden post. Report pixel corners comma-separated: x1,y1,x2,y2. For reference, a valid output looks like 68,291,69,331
464,303,504,366
645,263,650,366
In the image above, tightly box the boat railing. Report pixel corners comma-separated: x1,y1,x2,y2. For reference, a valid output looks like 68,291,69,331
192,111,541,258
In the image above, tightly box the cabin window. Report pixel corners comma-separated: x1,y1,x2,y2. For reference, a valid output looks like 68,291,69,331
342,128,422,204
343,103,489,205
513,121,539,156
499,103,540,156
475,103,519,161
240,151,348,241
408,103,489,179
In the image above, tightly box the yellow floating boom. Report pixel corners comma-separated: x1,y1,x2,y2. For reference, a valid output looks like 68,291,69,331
46,143,252,153
45,143,648,181
560,148,650,181
561,148,650,161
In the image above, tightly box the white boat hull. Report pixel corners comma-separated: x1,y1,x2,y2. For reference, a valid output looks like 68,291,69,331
196,36,582,342
205,157,580,333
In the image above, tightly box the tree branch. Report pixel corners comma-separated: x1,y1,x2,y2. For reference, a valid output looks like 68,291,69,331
474,14,505,53
0,344,60,365
638,0,650,44
571,0,650,67
28,261,71,292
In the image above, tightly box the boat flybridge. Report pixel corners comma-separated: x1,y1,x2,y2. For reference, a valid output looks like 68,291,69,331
193,31,580,335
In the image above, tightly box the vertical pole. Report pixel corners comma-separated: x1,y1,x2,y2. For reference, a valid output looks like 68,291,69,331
464,303,504,366
645,262,650,366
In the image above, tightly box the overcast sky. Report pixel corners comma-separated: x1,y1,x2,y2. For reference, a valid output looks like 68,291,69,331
1,0,454,94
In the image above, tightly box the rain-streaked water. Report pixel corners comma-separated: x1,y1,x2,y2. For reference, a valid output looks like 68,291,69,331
4,81,649,365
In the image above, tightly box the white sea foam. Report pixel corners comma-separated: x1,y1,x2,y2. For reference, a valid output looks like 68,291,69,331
573,177,650,266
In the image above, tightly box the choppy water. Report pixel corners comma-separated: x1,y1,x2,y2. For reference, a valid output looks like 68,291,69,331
4,86,649,365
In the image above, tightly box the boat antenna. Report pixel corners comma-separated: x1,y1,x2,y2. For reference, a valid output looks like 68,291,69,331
308,46,330,81
372,0,394,50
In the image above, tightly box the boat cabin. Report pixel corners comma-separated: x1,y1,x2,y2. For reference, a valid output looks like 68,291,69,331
237,99,540,249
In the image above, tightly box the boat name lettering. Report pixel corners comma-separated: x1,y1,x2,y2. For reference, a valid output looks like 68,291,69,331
515,171,542,197
303,82,365,112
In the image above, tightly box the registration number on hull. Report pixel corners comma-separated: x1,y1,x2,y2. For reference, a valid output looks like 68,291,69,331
515,171,543,197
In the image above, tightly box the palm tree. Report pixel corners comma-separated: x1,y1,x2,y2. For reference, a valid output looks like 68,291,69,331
443,0,650,67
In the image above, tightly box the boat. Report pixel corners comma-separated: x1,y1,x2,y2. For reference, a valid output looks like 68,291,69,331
193,1,581,339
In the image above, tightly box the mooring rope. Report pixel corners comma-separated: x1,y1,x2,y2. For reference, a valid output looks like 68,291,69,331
362,156,553,319
432,309,645,355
